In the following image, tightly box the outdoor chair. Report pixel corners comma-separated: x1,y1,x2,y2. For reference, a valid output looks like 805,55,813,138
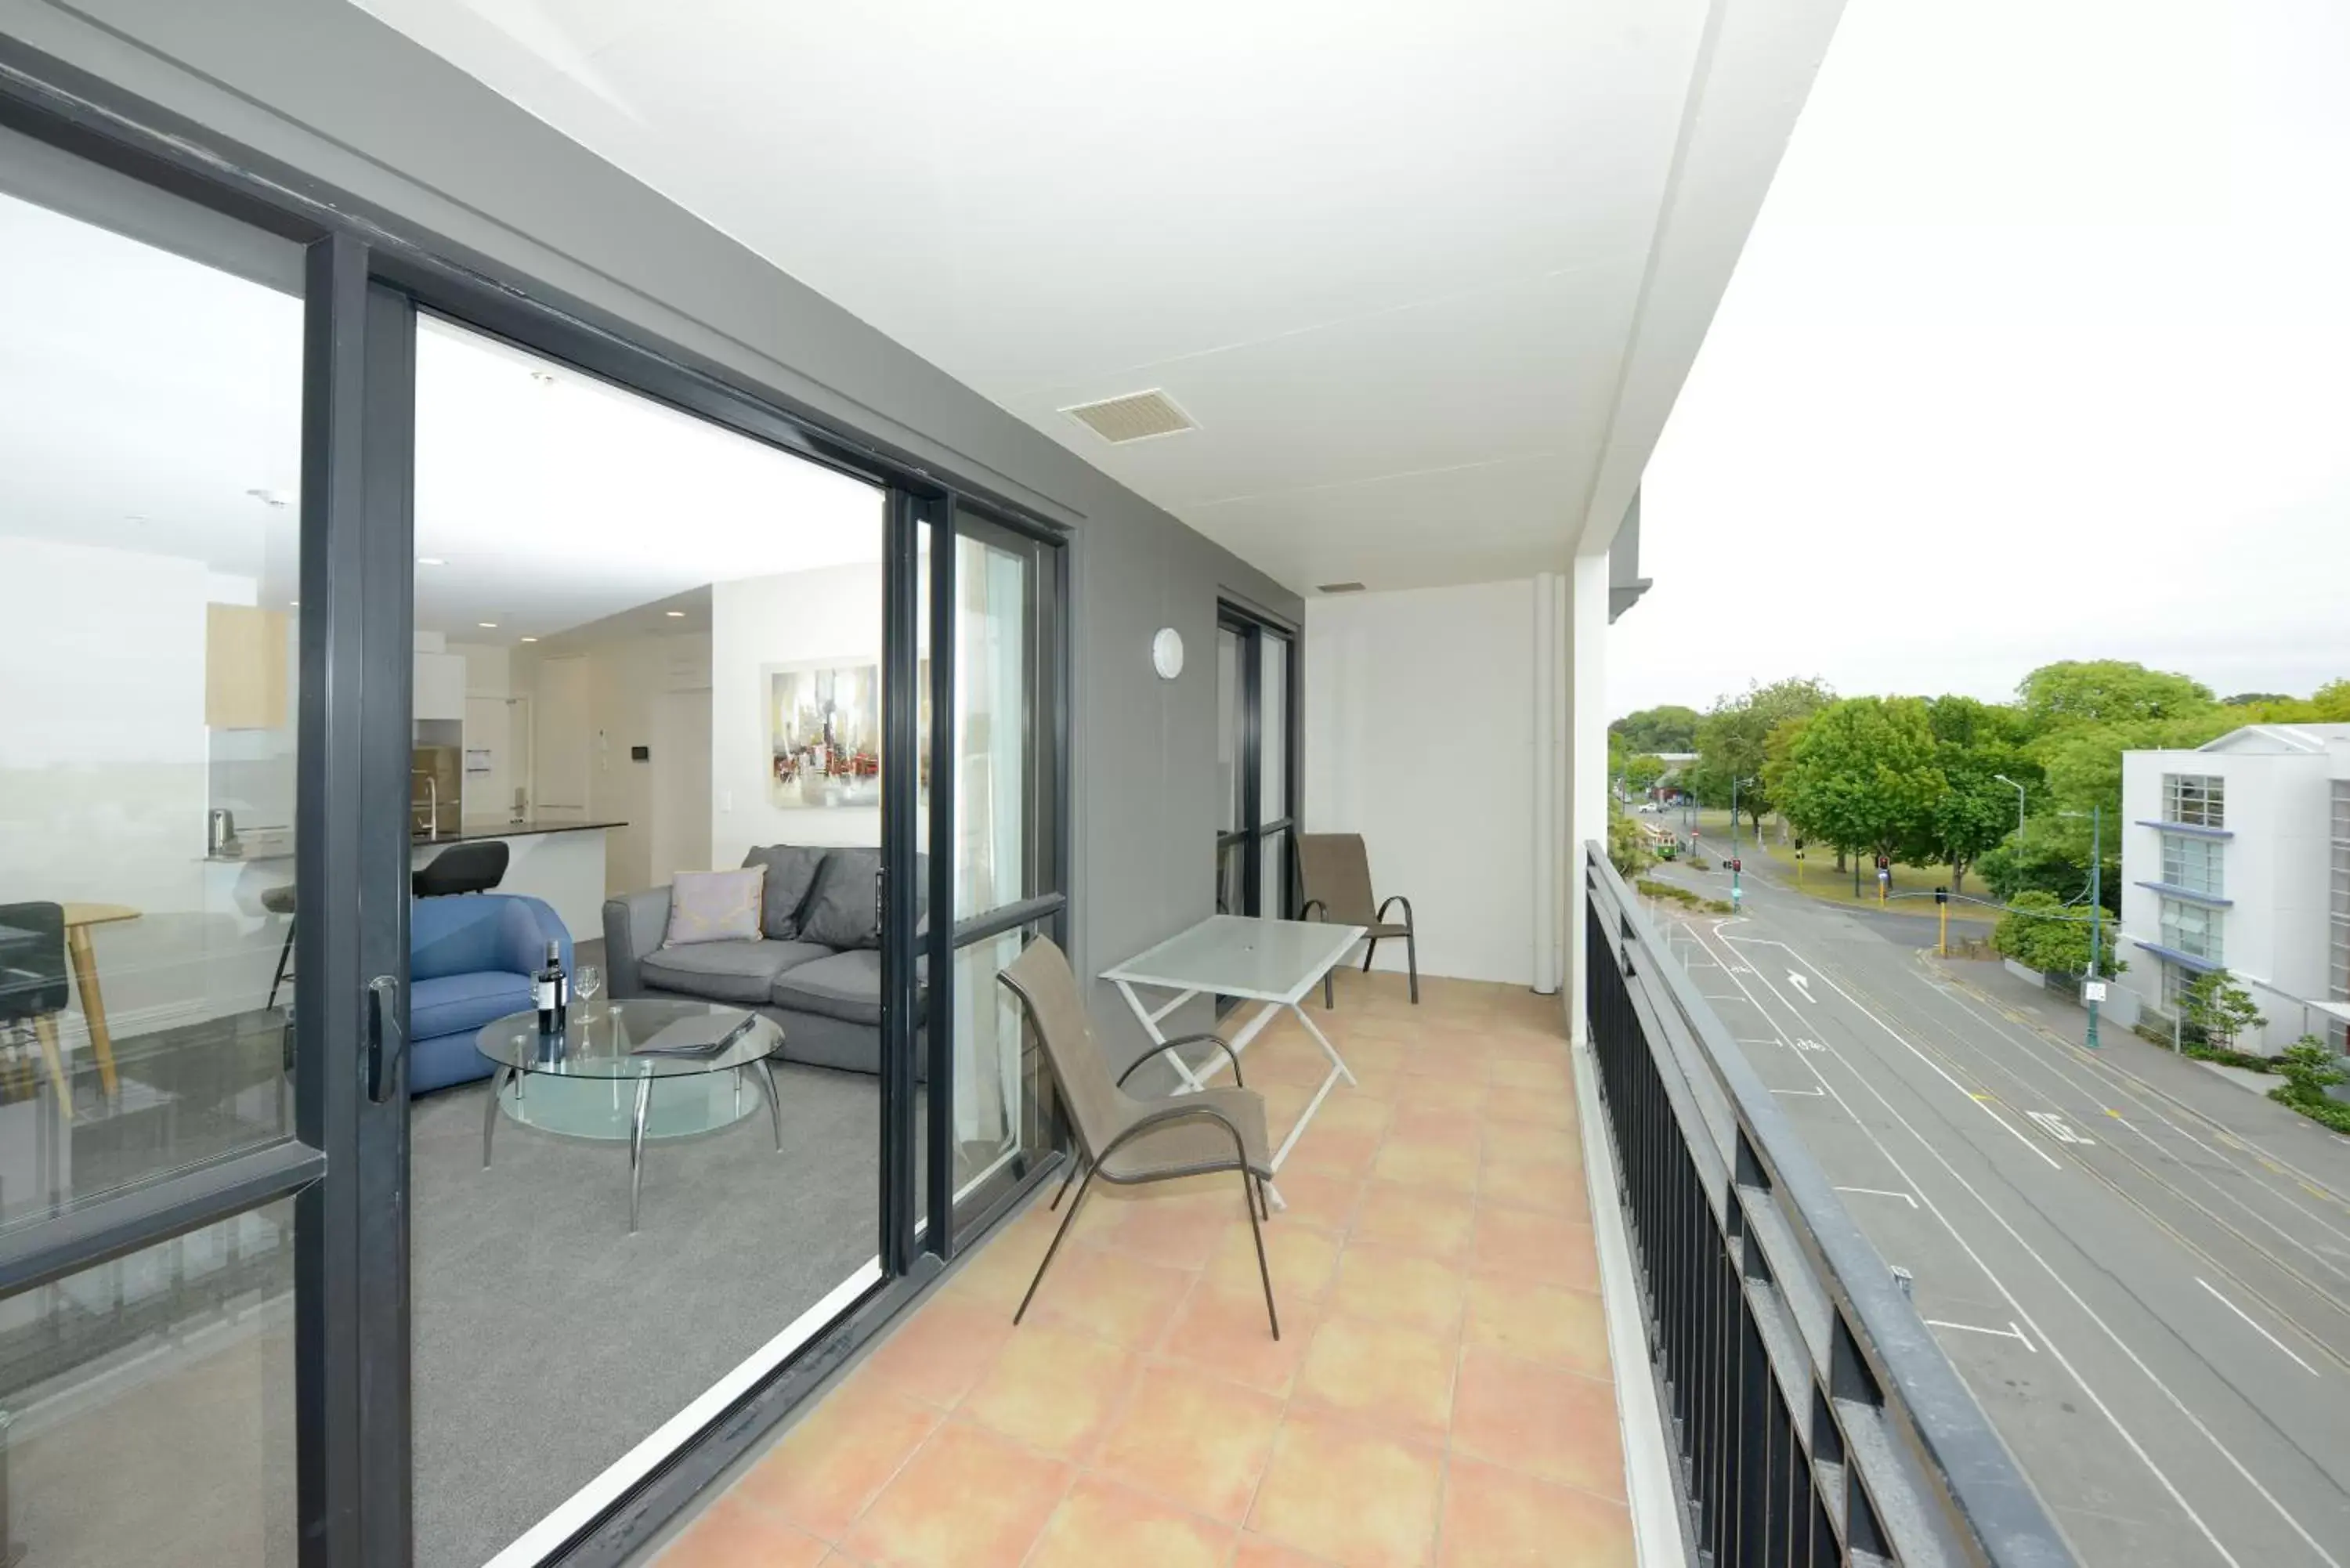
1297,833,1418,1005
996,936,1281,1338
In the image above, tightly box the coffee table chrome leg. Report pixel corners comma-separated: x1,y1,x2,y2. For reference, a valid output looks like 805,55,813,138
629,1074,653,1233
483,1064,512,1169
755,1056,783,1151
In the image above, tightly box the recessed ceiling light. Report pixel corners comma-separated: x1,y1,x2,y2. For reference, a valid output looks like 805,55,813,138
665,610,686,617
519,636,539,643
417,556,447,566
478,622,498,629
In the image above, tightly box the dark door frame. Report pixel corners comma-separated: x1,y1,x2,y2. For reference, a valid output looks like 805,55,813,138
0,32,1076,1568
1215,602,1303,922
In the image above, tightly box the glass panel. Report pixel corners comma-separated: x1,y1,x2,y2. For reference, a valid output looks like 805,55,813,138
0,1199,295,1565
409,316,890,1566
1260,633,1289,822
1218,840,1247,917
947,925,1051,1210
1218,627,1243,833
953,532,1032,919
2163,773,2225,828
2160,898,2222,963
1260,829,1289,919
0,173,304,1228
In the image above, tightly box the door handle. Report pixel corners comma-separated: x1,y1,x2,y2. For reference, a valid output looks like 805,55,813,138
367,973,405,1104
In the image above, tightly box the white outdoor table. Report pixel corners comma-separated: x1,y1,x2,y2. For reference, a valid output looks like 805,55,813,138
1100,915,1367,1189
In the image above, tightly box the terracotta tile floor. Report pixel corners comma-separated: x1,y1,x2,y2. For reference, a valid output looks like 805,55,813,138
654,971,1633,1568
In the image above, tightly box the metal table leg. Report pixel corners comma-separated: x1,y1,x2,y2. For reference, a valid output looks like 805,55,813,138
628,1074,653,1233
482,1064,512,1169
755,1056,783,1151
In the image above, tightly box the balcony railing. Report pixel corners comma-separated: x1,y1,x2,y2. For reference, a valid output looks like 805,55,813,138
1582,845,2073,1568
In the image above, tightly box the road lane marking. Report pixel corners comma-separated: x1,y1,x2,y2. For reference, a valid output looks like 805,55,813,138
1788,972,1814,1001
1836,1186,1920,1209
1679,922,2240,1567
1926,1318,2038,1352
2027,1111,2095,1147
1723,927,2341,1568
2196,1278,2319,1376
1773,1086,1825,1097
1721,926,2061,1170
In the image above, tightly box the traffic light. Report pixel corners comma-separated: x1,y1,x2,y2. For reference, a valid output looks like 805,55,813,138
1934,887,1948,906
1730,858,1743,873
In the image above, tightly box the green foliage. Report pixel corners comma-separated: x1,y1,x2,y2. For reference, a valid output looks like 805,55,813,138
1623,753,1669,793
1611,704,1702,753
1775,695,1942,862
1636,878,1734,916
2184,1043,2278,1072
2268,1039,2345,1103
2016,660,2215,729
1691,677,1833,832
2181,970,2265,1052
2312,679,2350,721
1924,695,2032,893
2222,692,2291,706
1607,811,1652,879
1990,891,2120,976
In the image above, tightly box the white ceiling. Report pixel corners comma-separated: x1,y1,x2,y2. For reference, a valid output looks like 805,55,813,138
346,0,1832,592
0,182,883,643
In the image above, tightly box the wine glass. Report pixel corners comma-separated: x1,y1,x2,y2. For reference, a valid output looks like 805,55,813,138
574,963,603,1014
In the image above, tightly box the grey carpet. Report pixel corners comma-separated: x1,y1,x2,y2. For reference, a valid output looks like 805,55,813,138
410,1063,882,1568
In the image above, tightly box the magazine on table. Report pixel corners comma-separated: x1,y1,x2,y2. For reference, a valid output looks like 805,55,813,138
629,1013,758,1059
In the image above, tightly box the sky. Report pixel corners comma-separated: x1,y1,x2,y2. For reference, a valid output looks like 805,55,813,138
1610,0,2350,720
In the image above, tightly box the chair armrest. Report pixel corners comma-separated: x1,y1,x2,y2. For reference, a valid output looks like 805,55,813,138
1300,898,1329,923
1102,1091,1271,1178
1376,894,1414,929
1117,1031,1244,1089
602,887,672,999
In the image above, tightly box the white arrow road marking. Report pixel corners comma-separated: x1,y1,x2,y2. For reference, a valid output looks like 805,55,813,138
1791,1038,1825,1053
2027,1111,2095,1146
1772,1086,1825,1097
1788,973,1814,1001
1926,1319,2038,1352
2196,1277,2319,1375
1836,1186,1920,1209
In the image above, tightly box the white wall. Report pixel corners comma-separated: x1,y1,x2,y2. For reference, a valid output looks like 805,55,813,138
1303,580,1537,986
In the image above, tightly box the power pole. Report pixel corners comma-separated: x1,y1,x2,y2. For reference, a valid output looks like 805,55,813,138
1731,776,1741,862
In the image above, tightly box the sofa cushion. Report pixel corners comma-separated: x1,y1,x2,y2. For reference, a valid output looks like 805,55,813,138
662,866,765,946
410,970,533,1046
768,948,884,1026
798,848,881,950
642,938,830,1004
742,845,830,939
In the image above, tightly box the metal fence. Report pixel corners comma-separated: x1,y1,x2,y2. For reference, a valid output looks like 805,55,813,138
1583,845,2072,1568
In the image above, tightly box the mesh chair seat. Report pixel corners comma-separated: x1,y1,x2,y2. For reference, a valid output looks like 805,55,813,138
1097,1088,1271,1182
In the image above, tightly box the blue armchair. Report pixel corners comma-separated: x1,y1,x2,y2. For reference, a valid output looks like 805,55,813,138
409,894,570,1094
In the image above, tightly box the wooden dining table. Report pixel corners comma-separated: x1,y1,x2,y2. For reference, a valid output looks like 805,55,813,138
56,901,136,1100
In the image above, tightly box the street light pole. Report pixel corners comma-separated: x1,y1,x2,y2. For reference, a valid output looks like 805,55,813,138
1731,776,1741,862
1994,772,2026,854
2087,802,2102,1050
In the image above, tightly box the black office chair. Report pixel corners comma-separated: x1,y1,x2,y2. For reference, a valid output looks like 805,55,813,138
412,840,511,898
0,901,72,1107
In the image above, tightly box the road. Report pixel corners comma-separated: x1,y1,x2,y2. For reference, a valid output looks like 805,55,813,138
1637,852,2350,1568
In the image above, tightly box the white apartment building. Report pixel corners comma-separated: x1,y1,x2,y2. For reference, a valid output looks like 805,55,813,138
2117,724,2350,1053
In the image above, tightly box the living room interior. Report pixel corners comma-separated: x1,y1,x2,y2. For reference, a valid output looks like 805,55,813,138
0,171,1048,1568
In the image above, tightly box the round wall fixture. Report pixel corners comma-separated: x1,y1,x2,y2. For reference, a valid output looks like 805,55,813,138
1152,627,1185,681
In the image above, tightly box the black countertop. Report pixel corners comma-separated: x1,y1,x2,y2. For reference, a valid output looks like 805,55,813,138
205,819,626,864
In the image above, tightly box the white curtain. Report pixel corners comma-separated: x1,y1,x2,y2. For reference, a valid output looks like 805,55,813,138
951,540,1027,1147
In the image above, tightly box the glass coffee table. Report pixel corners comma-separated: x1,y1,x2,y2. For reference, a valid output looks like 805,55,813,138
475,999,786,1231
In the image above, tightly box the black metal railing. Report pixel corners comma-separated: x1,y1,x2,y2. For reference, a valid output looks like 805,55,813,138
1583,844,2071,1568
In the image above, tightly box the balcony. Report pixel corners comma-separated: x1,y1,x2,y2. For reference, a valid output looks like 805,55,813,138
638,854,2063,1568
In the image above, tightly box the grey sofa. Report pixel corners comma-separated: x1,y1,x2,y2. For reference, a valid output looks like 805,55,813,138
602,845,923,1077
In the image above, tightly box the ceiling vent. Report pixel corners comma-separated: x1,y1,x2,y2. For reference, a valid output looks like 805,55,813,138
1060,388,1197,444
1316,581,1367,594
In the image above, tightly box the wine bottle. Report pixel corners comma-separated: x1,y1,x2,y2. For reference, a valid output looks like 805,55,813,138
534,940,568,1035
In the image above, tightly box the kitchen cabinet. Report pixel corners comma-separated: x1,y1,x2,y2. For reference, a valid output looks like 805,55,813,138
205,603,288,729
414,651,467,722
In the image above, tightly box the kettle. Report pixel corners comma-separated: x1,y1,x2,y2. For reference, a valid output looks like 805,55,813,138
208,807,241,858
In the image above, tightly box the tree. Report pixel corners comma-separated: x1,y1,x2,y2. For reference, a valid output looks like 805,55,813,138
1775,696,1943,867
1623,753,1668,796
1611,704,1701,754
2271,1038,2348,1107
2222,692,2291,706
1691,677,1832,835
2182,970,2265,1052
2310,679,2350,721
1924,695,2029,894
1607,810,1651,880
1990,891,2120,976
2016,660,2214,730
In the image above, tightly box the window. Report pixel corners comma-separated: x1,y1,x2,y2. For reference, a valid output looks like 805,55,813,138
2159,897,2222,964
2162,959,2199,1011
2160,833,2224,897
2164,771,2225,828
1213,609,1298,922
2330,781,2349,1003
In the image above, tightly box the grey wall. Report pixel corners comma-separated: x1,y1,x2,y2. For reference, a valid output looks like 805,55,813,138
3,0,1300,1055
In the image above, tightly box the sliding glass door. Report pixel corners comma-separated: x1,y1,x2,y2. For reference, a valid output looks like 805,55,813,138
1214,607,1300,921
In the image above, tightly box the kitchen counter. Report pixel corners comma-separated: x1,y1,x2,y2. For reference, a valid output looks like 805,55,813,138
206,818,628,863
